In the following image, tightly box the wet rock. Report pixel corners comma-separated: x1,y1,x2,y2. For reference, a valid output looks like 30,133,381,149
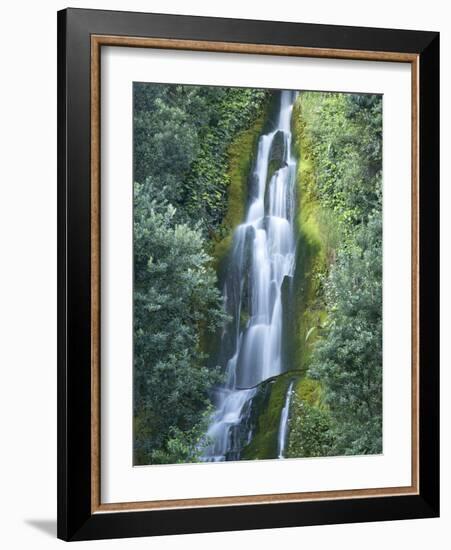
269,130,286,168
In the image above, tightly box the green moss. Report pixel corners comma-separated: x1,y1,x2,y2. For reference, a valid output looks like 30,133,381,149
211,109,268,271
240,93,341,461
289,94,342,374
207,92,347,461
282,92,341,446
199,105,268,361
296,376,323,408
241,372,301,459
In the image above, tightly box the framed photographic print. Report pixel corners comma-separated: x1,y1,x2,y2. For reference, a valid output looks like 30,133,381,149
57,8,439,541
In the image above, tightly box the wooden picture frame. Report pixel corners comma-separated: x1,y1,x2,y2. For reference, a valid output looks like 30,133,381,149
57,7,439,541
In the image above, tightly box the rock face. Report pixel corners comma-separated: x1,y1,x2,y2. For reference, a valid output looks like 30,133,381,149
201,91,298,462
269,129,286,169
264,129,289,212
240,372,301,460
250,129,286,209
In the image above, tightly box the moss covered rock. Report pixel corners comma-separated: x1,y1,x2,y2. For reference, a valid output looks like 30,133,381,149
241,372,301,459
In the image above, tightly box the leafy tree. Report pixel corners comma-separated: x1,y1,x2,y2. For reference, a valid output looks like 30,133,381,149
133,182,227,464
134,84,207,201
287,395,336,458
289,92,383,457
181,87,268,229
132,85,384,463
299,92,382,230
132,84,268,463
134,83,268,232
308,213,382,454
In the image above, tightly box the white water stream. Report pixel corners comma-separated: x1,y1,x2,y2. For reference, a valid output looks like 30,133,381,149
202,91,298,461
277,381,294,459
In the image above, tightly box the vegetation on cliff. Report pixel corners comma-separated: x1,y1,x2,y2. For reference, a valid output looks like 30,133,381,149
133,83,268,465
133,84,383,464
287,92,383,458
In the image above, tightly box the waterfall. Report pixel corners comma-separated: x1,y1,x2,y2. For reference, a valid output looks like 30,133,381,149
202,91,298,462
277,381,294,459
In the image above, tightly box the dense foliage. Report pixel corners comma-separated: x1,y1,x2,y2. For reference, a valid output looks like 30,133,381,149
134,84,268,232
133,83,267,464
300,93,382,228
133,84,383,464
287,398,336,457
288,92,383,457
133,185,226,464
309,214,382,454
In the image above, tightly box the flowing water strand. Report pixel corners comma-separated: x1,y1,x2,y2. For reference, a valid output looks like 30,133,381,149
277,381,294,459
201,91,298,462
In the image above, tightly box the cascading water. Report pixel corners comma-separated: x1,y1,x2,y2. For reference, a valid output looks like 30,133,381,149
202,91,298,462
277,381,294,459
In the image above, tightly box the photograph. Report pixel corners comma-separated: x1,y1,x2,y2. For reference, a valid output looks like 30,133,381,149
0,0,445,545
132,83,383,466
54,5,440,542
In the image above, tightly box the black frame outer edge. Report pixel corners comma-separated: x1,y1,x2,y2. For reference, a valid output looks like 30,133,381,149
57,8,68,542
57,7,440,541
418,33,440,512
